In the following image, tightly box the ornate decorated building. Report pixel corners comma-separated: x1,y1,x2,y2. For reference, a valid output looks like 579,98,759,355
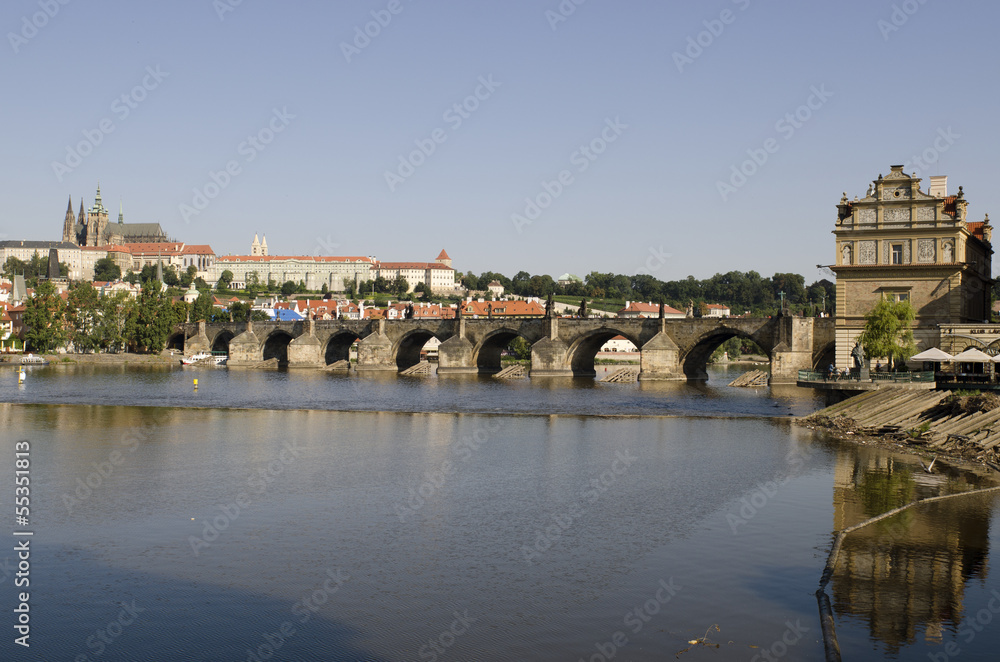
62,185,169,247
831,165,992,367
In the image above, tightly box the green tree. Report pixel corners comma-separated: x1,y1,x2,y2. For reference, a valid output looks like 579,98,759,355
281,280,298,297
181,265,198,288
860,299,917,370
93,257,122,282
392,276,409,298
217,269,234,291
2,256,27,280
191,291,216,322
415,281,432,298
23,280,66,352
245,273,262,298
508,337,532,361
65,282,101,352
127,284,172,353
98,291,132,353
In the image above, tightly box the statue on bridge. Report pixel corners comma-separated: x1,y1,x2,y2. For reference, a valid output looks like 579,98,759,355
658,299,665,320
579,299,588,319
405,303,414,319
545,293,553,318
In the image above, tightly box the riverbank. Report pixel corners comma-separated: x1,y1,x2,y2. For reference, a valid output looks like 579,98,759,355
1,351,177,365
799,388,1000,471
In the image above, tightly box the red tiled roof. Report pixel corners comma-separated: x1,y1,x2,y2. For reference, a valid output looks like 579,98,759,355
180,245,215,255
967,221,985,241
460,300,545,317
619,302,684,315
436,249,450,260
377,262,454,270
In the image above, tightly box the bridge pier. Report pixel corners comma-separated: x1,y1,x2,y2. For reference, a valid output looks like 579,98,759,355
288,319,323,368
769,317,815,384
638,325,684,381
355,319,396,372
228,322,261,367
185,321,211,355
437,318,477,375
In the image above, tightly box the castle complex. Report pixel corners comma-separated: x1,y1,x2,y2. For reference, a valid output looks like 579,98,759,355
62,185,168,247
832,165,993,367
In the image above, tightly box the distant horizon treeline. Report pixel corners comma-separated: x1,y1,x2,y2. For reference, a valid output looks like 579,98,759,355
460,270,836,316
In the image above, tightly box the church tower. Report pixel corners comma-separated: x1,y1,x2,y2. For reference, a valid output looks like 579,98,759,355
261,234,268,256
86,184,110,246
251,234,261,256
63,196,76,244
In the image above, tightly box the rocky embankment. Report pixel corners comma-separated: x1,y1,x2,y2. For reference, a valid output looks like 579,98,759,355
800,388,1000,467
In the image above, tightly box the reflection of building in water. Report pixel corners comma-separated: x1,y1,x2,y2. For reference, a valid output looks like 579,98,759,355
830,446,994,654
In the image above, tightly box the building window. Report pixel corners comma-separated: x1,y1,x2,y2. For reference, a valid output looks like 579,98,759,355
891,244,903,264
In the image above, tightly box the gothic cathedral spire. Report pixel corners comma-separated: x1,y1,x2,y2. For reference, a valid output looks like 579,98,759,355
63,195,76,243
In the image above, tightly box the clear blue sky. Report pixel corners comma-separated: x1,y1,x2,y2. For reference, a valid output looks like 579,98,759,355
2,0,996,284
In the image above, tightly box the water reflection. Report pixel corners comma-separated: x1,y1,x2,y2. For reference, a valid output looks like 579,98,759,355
830,446,998,656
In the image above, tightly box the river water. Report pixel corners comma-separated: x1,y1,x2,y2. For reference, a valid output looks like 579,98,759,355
1,363,998,661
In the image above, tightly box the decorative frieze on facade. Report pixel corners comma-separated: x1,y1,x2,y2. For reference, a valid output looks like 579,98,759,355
917,238,935,263
902,239,911,263
882,186,911,200
858,209,876,225
859,240,877,265
885,207,911,224
917,206,936,222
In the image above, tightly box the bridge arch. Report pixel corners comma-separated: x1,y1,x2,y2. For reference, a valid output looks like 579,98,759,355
682,327,770,381
394,328,442,372
166,332,185,352
262,329,294,366
566,329,642,377
211,330,235,355
324,330,360,366
472,328,534,375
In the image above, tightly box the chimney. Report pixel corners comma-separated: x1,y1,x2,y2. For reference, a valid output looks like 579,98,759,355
929,175,948,198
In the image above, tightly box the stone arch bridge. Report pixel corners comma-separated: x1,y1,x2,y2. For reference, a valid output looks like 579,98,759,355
175,316,834,383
